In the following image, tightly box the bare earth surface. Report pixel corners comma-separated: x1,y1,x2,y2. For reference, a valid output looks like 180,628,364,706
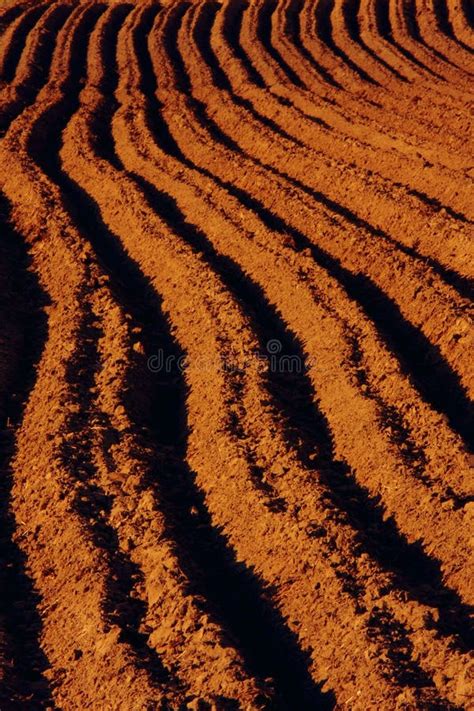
0,0,473,708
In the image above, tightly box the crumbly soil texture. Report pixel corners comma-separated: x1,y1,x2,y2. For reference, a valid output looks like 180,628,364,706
0,0,473,709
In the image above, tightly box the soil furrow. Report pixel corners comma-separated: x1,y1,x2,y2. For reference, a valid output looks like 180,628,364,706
447,0,474,50
359,0,448,81
342,0,412,82
0,3,73,136
92,4,473,701
0,193,52,707
222,0,474,220
211,0,474,291
55,11,454,701
0,3,46,83
308,0,474,147
144,0,474,494
163,0,474,445
61,86,343,711
417,0,474,71
281,0,474,151
0,0,472,707
145,0,474,601
0,4,179,706
33,6,280,705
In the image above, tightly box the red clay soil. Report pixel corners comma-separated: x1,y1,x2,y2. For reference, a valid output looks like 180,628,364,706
0,1,472,709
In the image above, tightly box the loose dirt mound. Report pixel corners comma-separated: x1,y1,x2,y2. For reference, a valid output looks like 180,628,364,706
0,0,472,708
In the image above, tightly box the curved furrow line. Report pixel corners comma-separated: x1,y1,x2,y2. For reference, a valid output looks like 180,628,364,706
311,0,381,84
447,0,474,50
417,0,474,72
340,0,421,83
156,0,474,596
332,0,474,111
82,6,474,703
280,0,474,153
231,0,474,221
57,15,471,706
359,0,467,88
41,6,277,705
91,296,274,709
355,0,474,134
0,194,53,707
0,3,73,136
172,1,474,427
359,0,443,80
435,0,474,53
58,150,325,711
330,0,420,85
400,0,472,77
0,2,47,84
49,296,181,698
119,0,474,654
144,1,473,505
335,0,462,87
356,0,474,92
249,0,419,145
0,5,179,707
380,0,452,79
147,0,474,600
0,4,24,37
62,59,347,711
275,0,345,88
342,0,432,82
245,0,474,184
0,0,470,707
389,0,456,77
210,0,474,290
271,0,440,125
310,0,474,148
267,0,474,220
300,0,471,143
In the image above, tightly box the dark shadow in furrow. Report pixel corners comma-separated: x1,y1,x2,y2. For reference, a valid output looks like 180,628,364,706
404,0,458,67
140,9,474,656
282,0,343,88
461,0,474,27
85,3,133,169
22,2,179,689
224,0,473,231
432,0,473,54
194,2,329,141
372,0,445,78
59,310,177,689
130,174,455,696
194,0,474,299
58,176,334,711
0,5,24,34
0,4,73,136
132,168,474,663
433,0,472,61
406,186,472,226
0,4,46,82
0,195,53,708
220,0,266,87
314,0,380,84
169,2,474,450
25,5,334,708
257,155,474,303
221,0,336,123
342,0,409,81
255,0,306,87
432,0,454,36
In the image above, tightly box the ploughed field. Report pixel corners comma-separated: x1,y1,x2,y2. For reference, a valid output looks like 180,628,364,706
0,0,473,708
